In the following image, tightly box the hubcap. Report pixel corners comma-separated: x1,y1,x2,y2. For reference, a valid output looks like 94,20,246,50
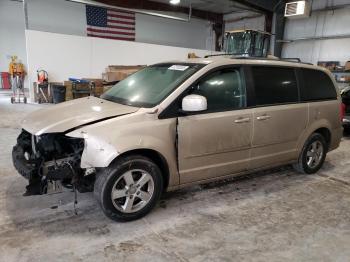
111,169,154,213
306,141,324,169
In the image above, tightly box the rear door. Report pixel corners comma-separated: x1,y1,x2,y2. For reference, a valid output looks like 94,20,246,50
249,66,308,169
177,67,253,184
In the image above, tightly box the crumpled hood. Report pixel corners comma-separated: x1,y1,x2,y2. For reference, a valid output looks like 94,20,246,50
22,96,139,135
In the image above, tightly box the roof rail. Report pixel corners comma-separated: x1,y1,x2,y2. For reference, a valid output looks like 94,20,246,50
203,54,314,66
204,53,236,58
232,56,313,65
280,58,301,62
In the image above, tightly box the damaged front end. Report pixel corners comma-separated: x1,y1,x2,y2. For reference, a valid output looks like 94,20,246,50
12,129,95,196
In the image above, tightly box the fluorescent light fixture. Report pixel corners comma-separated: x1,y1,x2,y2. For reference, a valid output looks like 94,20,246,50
170,0,180,5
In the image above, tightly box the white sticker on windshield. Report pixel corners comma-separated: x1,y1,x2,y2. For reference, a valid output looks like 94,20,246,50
168,65,189,71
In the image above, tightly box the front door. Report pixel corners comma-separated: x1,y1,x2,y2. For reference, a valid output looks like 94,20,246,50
177,67,253,184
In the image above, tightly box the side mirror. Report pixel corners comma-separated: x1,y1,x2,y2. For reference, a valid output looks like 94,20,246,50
182,94,207,112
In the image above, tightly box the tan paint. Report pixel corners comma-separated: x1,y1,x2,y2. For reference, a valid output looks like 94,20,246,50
22,96,138,135
250,103,308,169
178,109,252,184
21,57,343,190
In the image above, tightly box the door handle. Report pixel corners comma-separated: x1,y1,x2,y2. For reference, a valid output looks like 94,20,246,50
256,115,271,121
234,117,250,123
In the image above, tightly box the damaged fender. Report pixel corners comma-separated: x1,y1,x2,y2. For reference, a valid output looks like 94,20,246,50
66,131,119,168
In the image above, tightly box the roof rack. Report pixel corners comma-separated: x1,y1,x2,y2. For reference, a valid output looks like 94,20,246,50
204,53,236,58
232,56,314,65
203,53,314,66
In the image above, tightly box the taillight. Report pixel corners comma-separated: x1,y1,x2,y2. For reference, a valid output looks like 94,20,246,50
340,103,346,122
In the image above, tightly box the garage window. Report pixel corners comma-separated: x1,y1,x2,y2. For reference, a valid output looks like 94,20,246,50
252,66,298,106
300,69,337,101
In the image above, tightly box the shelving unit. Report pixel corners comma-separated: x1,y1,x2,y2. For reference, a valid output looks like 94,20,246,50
330,70,350,90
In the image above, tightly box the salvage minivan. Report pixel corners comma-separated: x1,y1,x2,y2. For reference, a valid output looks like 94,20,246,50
13,57,343,221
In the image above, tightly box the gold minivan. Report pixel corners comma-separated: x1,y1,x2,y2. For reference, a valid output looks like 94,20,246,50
13,57,343,221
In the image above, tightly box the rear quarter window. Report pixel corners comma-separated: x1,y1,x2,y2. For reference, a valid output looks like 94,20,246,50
300,69,337,101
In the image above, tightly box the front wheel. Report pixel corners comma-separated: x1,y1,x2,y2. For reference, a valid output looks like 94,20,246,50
94,155,163,222
293,133,327,174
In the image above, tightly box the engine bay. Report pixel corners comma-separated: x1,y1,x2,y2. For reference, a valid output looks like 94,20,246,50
12,129,95,196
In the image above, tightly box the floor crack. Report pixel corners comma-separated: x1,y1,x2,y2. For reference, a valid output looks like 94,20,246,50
317,173,350,187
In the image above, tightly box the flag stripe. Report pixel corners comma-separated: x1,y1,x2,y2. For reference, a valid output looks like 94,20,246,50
107,13,135,20
107,16,134,22
107,24,135,30
87,33,135,41
107,21,135,28
107,9,134,15
107,18,135,25
88,25,134,33
87,27,135,35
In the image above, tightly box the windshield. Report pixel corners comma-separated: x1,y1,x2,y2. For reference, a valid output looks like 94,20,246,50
101,63,204,107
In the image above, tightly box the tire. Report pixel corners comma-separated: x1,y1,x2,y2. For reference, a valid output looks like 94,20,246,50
94,155,163,222
11,97,14,104
24,97,27,104
293,133,327,174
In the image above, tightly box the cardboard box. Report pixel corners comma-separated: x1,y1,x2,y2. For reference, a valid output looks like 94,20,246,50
82,78,104,87
317,61,340,71
103,65,145,82
64,81,73,101
94,85,105,97
345,61,350,72
106,65,145,72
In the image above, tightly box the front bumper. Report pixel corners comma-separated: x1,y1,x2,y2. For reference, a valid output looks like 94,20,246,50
12,144,38,180
343,115,350,127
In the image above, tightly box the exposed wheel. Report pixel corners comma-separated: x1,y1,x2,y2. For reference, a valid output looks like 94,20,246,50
94,155,163,222
23,97,27,104
38,98,41,104
11,97,14,104
293,133,327,174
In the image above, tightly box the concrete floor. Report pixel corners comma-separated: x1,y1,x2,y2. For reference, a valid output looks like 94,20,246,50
1,94,350,262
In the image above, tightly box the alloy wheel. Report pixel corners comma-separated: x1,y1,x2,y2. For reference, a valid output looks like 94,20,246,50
110,169,155,213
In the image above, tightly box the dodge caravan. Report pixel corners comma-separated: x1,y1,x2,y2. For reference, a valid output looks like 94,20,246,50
12,57,343,221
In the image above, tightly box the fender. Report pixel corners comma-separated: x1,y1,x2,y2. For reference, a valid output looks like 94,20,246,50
66,112,179,187
295,118,332,157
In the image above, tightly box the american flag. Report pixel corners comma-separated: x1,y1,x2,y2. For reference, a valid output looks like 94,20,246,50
86,5,135,41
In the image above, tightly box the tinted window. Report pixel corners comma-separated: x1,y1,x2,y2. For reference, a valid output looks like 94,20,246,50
191,68,246,112
252,66,298,106
300,69,337,101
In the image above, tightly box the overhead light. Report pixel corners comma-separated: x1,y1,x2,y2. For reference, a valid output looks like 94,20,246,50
170,0,180,5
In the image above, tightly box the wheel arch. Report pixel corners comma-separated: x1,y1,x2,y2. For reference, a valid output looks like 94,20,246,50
296,120,333,157
313,127,331,150
110,148,170,191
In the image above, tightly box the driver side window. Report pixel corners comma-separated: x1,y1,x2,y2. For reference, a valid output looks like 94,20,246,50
190,68,246,112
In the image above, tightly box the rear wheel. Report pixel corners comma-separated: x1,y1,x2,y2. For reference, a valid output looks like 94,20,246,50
293,133,327,174
94,155,163,222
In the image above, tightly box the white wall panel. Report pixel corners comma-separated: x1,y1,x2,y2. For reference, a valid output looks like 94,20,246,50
224,11,265,32
27,0,87,36
0,0,27,72
25,0,213,50
282,1,350,64
136,13,212,50
26,30,216,100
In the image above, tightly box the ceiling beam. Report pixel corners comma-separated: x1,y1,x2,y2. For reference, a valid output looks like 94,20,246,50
94,0,223,23
229,0,281,32
230,0,280,12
